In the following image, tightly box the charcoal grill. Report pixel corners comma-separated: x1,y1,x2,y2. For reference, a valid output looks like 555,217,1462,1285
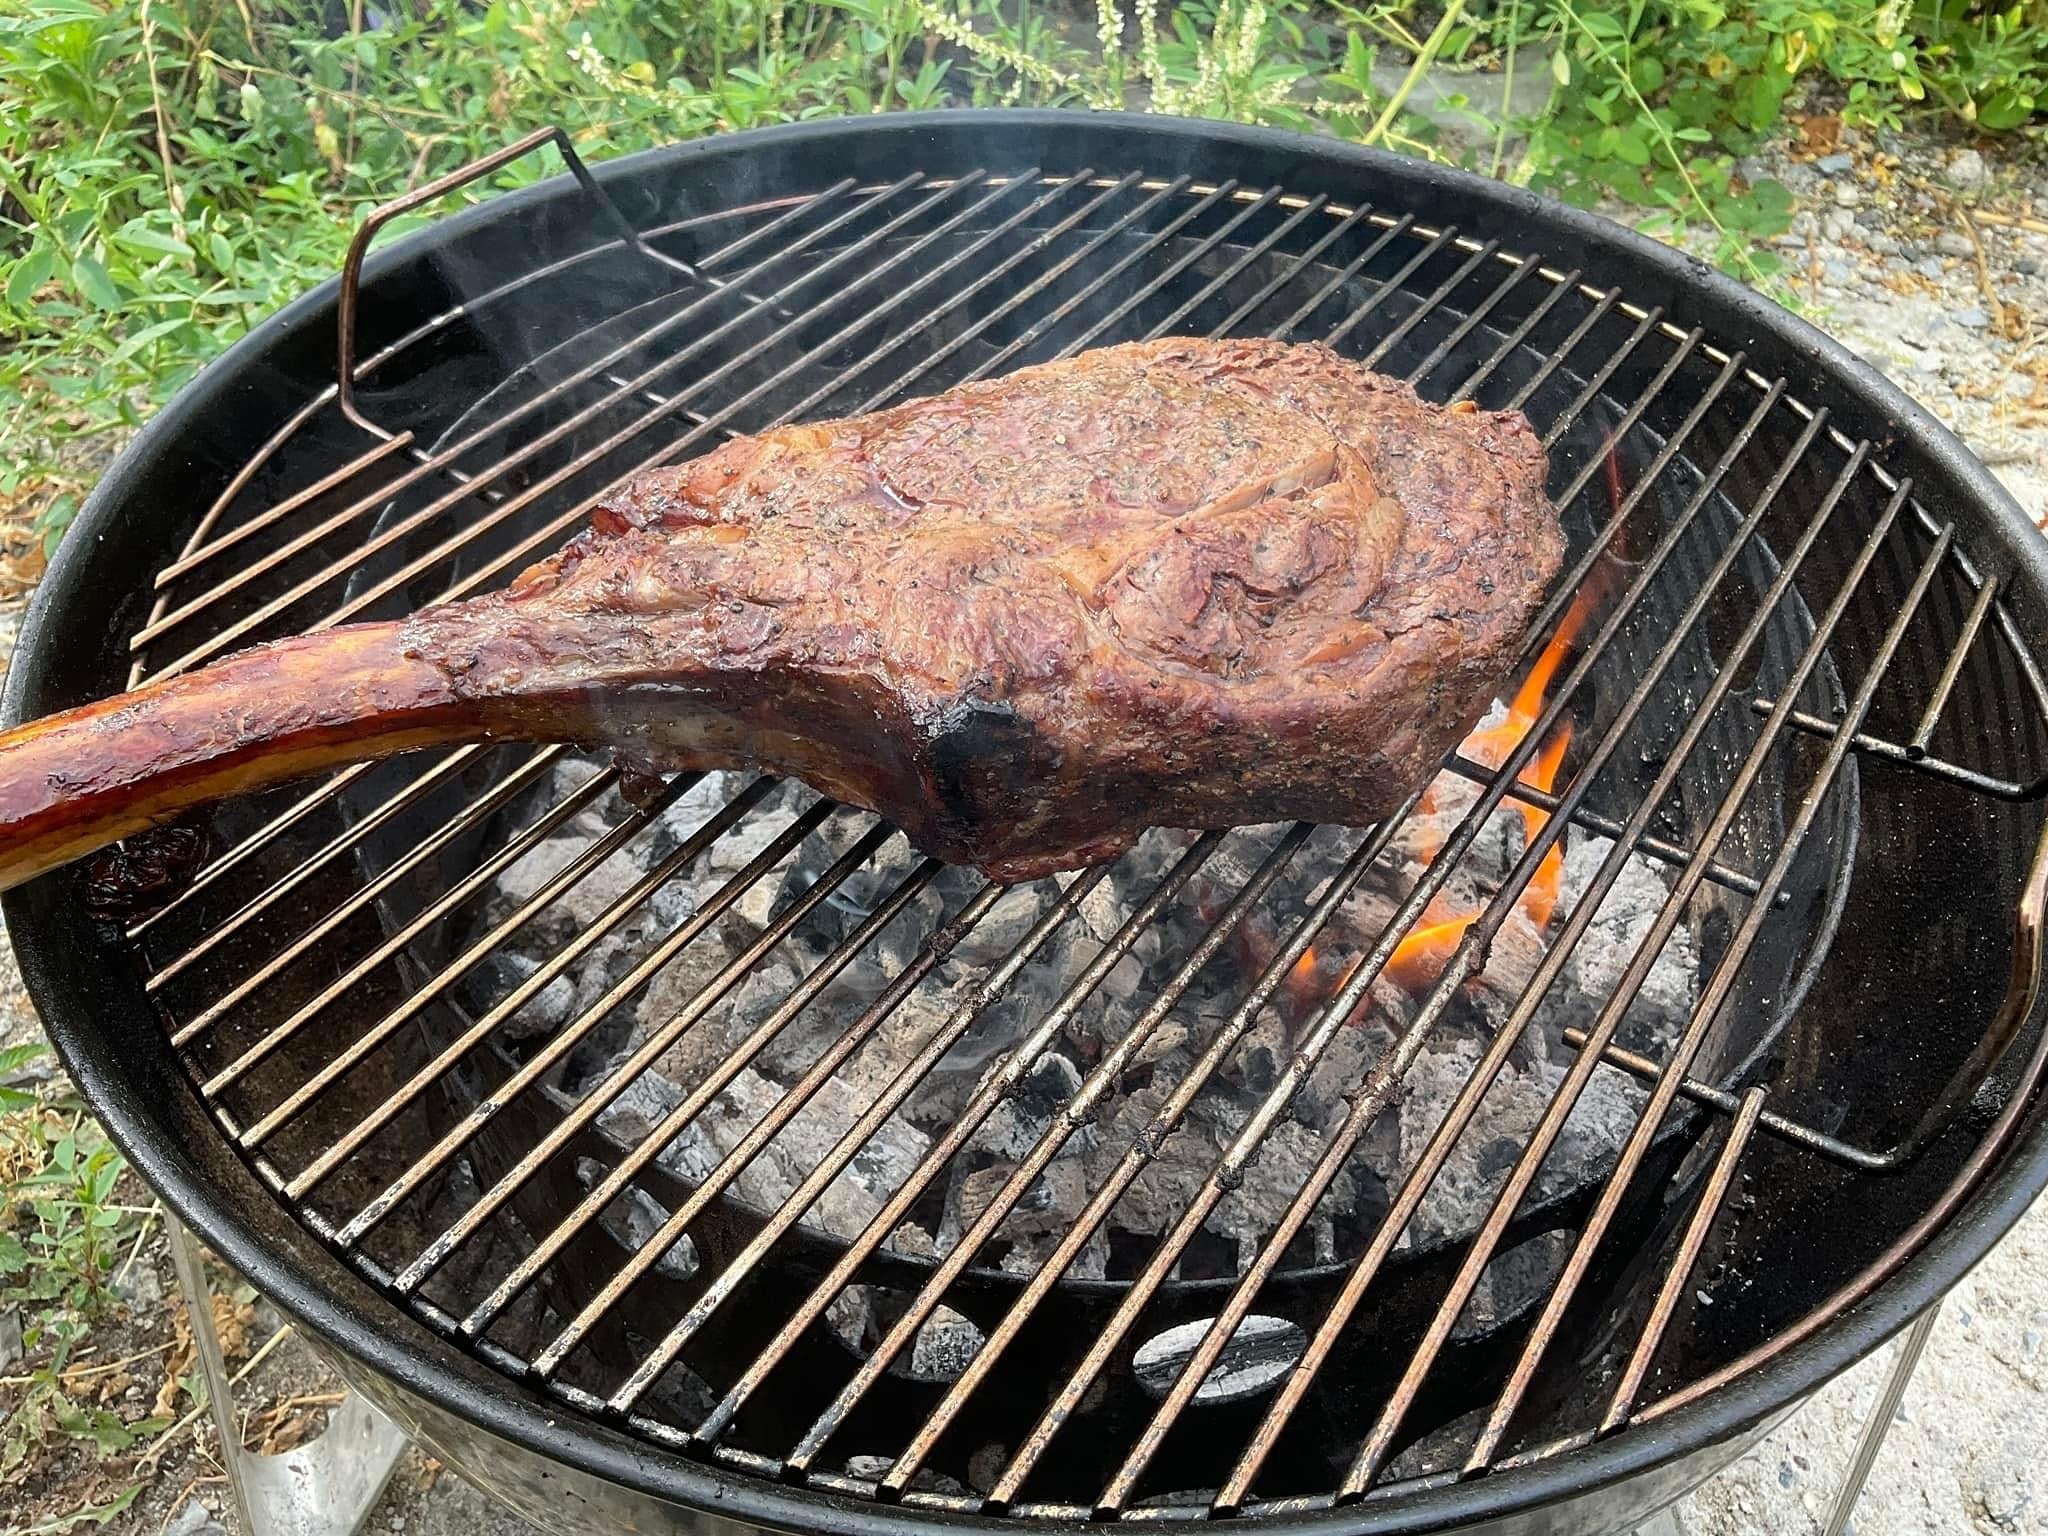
9,112,2048,1536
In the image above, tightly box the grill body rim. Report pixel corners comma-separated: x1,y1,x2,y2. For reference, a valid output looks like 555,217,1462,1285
6,109,2048,1535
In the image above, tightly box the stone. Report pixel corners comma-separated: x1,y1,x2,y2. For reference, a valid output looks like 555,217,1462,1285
1915,255,1947,279
1862,231,1901,256
1936,231,1976,258
1955,307,1991,331
1816,152,1855,175
115,1264,164,1313
1831,181,1863,208
164,1499,228,1536
1822,258,1856,286
1822,207,1857,241
1945,147,1988,190
0,1307,20,1371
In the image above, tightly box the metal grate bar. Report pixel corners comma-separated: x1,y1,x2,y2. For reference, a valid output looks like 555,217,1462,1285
1407,252,1542,391
127,763,383,940
153,433,420,589
333,795,836,1243
531,874,1036,1380
227,770,696,1130
1910,572,2000,757
143,170,985,679
714,827,1315,1463
1448,266,1585,405
1559,1024,1962,1172
1211,203,1377,337
1440,754,1765,899
1344,483,1930,1496
272,775,773,1189
1466,507,1944,1469
392,817,899,1293
1506,287,1624,417
1214,419,1862,1511
1263,215,1417,341
1361,240,1501,371
1144,193,1331,337
173,748,577,1055
132,176,885,657
1064,186,1286,353
606,837,1224,1414
196,761,654,1085
685,166,1143,436
975,354,1772,1507
1745,698,2044,801
163,750,560,1038
1598,1086,1767,1432
145,745,491,987
972,180,1246,376
879,804,1421,1500
458,851,945,1337
1321,226,1461,350
1540,313,1680,458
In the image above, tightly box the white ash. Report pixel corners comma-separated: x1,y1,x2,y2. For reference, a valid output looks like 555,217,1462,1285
451,750,1702,1305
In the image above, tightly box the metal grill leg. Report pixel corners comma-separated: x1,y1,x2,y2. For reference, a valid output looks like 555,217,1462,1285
167,1214,410,1536
1823,1302,1942,1536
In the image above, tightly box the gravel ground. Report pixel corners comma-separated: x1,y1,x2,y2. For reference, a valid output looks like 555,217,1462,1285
1,107,2044,1536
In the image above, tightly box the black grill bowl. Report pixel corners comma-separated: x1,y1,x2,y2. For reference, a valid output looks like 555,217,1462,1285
8,112,2048,1536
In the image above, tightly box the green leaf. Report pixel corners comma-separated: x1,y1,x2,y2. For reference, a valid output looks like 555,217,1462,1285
0,1041,46,1077
1630,55,1666,95
1551,48,1571,87
7,244,59,310
0,1232,29,1274
113,222,193,260
1977,88,2034,130
69,255,120,311
1612,129,1651,166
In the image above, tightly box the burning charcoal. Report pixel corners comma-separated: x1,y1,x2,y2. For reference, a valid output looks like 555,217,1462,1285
474,950,578,1043
947,1152,1090,1250
1237,1009,1291,1096
967,1098,1062,1164
1542,836,1700,1056
998,1225,1109,1281
707,802,803,875
1301,1013,1400,1132
1397,1035,1544,1246
596,1071,683,1145
942,883,1054,968
589,1180,698,1280
1220,1120,1352,1241
909,1306,986,1381
656,1068,931,1237
1012,1051,1083,1121
639,950,790,1095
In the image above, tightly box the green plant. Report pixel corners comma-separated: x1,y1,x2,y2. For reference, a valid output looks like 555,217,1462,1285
2,0,2043,566
0,1045,165,1488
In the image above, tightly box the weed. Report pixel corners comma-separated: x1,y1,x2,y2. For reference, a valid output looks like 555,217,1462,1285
0,0,2041,555
0,1045,165,1494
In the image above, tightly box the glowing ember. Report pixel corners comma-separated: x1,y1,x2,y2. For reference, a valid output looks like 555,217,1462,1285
1385,583,1597,992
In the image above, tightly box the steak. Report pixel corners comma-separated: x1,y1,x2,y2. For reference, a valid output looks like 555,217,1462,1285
0,337,1560,890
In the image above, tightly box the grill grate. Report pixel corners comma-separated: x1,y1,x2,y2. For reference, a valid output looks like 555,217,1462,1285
105,128,2048,1518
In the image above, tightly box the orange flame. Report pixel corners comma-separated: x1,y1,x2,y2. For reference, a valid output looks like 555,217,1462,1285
1385,584,1598,992
1283,945,1320,1017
